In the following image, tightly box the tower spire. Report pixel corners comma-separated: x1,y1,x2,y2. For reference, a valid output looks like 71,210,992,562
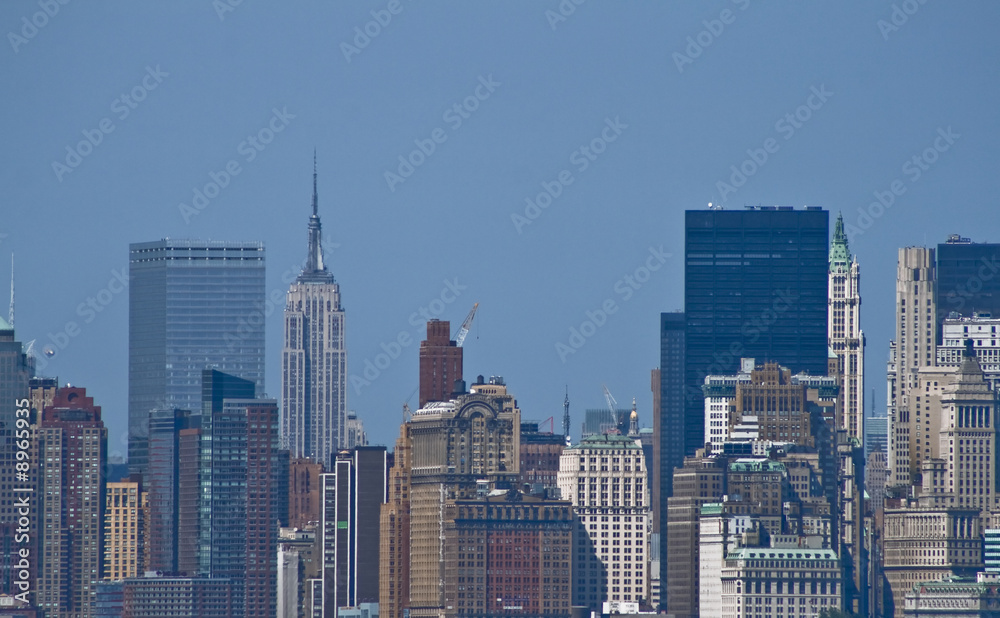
312,148,318,217
8,252,13,328
563,386,570,444
300,150,333,281
829,212,850,271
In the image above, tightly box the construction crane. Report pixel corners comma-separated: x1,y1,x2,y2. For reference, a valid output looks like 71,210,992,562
602,384,620,435
453,302,479,348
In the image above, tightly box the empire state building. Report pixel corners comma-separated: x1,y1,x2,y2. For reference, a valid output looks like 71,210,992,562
282,157,346,464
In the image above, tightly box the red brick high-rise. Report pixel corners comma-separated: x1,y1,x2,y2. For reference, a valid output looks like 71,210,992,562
418,320,463,408
36,386,108,617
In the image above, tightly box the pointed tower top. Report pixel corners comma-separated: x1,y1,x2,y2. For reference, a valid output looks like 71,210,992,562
298,152,335,284
8,252,13,328
312,149,318,217
829,212,851,271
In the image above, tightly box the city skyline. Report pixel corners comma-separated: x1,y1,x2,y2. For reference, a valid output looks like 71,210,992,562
5,3,999,451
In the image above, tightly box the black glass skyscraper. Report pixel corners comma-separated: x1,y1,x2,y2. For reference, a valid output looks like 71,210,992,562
683,207,829,457
128,239,266,476
936,235,1000,332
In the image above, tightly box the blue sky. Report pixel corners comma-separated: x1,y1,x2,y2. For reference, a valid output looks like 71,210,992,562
3,1,999,453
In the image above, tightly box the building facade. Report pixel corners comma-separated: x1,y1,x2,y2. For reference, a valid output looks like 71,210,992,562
121,575,232,617
443,493,574,617
888,247,937,489
883,499,983,618
557,434,649,609
719,546,841,618
684,207,829,459
36,387,108,618
936,235,1000,336
418,320,463,408
394,377,521,618
320,447,387,616
282,164,347,463
828,213,865,443
0,317,31,598
198,370,288,618
128,238,266,475
103,479,147,581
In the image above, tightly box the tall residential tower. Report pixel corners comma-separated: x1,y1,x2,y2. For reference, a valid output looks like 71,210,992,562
282,158,347,463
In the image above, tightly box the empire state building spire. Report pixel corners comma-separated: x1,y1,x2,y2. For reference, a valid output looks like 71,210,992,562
299,151,335,283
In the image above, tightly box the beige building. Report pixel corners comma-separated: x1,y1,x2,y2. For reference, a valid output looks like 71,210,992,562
382,376,520,618
103,480,147,580
719,545,841,618
883,499,982,618
888,247,938,488
939,346,999,522
379,425,411,618
557,433,649,610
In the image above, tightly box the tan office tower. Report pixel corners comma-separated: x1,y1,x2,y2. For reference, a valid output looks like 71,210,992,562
390,376,520,618
380,426,412,618
888,247,937,488
104,479,147,580
828,213,865,442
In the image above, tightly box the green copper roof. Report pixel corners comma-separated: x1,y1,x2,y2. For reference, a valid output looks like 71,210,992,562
729,459,786,473
829,212,851,270
701,503,724,516
0,315,12,331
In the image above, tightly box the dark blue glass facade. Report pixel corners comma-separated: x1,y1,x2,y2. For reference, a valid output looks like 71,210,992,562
683,208,829,457
937,238,1000,331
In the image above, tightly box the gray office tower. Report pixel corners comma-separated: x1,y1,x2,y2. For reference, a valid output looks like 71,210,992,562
0,316,32,597
683,207,829,456
128,239,266,476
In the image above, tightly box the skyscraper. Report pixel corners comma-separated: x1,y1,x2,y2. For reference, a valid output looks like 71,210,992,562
199,380,288,618
936,234,1000,332
145,408,198,573
388,376,521,618
828,213,865,442
0,316,31,597
128,238,266,476
320,447,388,616
36,386,108,618
282,160,347,463
557,433,649,609
197,369,255,609
887,247,937,488
684,207,829,458
655,311,683,610
418,320,462,408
